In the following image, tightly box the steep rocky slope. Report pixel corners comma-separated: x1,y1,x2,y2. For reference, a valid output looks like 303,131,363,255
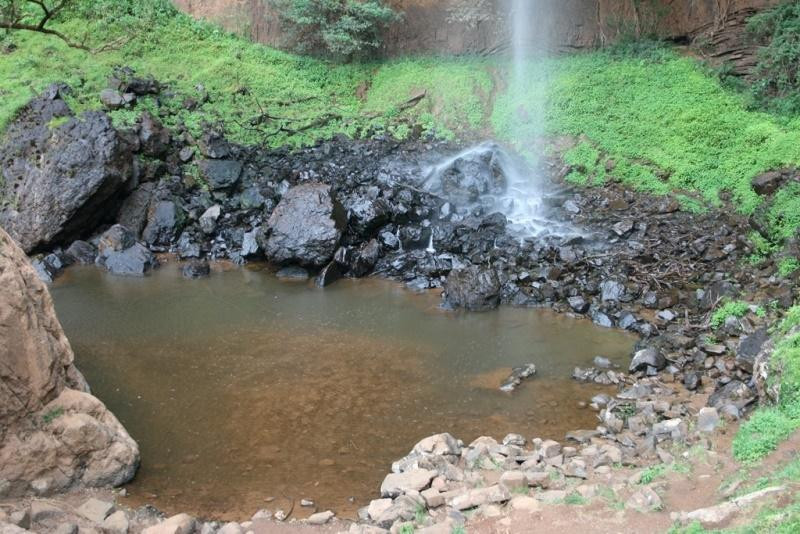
174,0,778,65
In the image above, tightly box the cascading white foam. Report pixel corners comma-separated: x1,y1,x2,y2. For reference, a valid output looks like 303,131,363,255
422,1,572,241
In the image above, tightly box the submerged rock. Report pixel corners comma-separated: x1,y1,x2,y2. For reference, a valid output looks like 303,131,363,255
182,259,210,279
500,364,537,392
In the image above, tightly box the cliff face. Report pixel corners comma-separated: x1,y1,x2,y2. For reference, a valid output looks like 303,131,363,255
173,0,779,60
0,227,139,497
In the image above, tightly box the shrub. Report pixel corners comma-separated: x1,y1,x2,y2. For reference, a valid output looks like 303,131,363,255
710,300,751,328
747,1,800,114
267,0,400,60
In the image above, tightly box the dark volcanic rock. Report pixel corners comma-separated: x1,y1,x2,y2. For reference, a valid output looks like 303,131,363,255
629,347,666,372
142,200,183,248
708,379,756,416
138,112,171,158
101,243,157,276
96,225,156,276
200,159,242,190
736,328,768,373
443,265,501,311
261,182,346,268
0,85,134,253
116,183,154,239
751,170,787,196
65,240,97,265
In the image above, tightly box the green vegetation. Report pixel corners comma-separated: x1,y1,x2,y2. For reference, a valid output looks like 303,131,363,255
41,406,64,424
397,524,414,534
638,464,667,484
711,301,753,329
748,1,800,115
778,258,800,277
267,0,399,60
3,1,800,247
363,58,493,140
733,306,800,463
564,492,588,506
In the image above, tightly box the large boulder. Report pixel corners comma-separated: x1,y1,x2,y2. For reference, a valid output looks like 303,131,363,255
260,182,346,268
0,85,135,254
0,228,139,496
443,265,501,311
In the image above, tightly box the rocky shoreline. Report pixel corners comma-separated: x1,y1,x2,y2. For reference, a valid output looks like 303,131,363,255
1,76,797,532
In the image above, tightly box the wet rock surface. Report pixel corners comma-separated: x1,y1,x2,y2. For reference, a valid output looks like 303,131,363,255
0,84,135,254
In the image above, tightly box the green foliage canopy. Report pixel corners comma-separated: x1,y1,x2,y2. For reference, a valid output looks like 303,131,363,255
267,0,400,60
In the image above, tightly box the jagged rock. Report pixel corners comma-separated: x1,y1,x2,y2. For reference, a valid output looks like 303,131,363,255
625,486,662,512
708,380,756,415
448,485,510,511
142,514,196,534
736,328,768,373
629,348,666,372
751,170,786,196
117,184,154,239
199,205,221,235
102,511,130,534
499,364,536,392
100,89,125,110
260,183,346,268
0,228,139,497
76,498,114,523
142,201,183,247
412,433,462,457
443,265,501,311
0,85,134,253
374,494,424,528
139,112,170,158
200,159,242,190
567,296,589,313
380,469,436,497
100,243,157,277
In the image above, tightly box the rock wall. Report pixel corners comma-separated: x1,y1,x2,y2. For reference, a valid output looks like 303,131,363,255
0,84,135,255
173,0,780,57
0,227,139,497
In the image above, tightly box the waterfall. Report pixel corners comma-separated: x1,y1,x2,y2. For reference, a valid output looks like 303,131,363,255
421,1,575,241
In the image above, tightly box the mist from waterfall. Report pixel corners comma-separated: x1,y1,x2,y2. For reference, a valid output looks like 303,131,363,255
424,1,572,240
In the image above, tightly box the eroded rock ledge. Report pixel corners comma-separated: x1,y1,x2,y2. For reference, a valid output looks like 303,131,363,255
0,227,140,498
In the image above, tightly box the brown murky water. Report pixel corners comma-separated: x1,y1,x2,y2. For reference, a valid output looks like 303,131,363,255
51,262,636,520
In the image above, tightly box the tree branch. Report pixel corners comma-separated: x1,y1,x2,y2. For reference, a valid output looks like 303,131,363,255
0,20,89,50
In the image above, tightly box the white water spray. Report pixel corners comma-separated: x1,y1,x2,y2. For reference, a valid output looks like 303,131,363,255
421,1,575,241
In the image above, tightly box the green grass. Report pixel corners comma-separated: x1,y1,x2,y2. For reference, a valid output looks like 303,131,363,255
564,492,588,506
491,50,800,242
733,306,800,463
711,301,754,329
639,464,667,485
363,58,493,140
4,2,800,246
778,258,800,277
